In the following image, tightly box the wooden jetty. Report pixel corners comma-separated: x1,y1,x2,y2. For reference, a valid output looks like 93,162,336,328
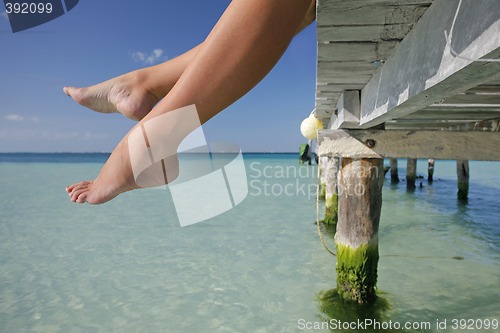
314,0,500,303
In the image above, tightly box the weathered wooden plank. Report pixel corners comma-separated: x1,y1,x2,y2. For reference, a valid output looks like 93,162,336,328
384,122,482,130
317,75,374,85
318,42,378,62
397,110,500,121
316,92,342,100
318,24,412,42
439,94,500,105
318,41,400,62
317,61,378,76
318,3,429,27
316,82,366,92
359,0,500,128
466,85,500,95
316,83,365,91
317,129,500,160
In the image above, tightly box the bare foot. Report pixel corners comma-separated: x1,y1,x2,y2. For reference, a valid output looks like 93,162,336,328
66,130,180,204
66,139,139,204
64,72,159,121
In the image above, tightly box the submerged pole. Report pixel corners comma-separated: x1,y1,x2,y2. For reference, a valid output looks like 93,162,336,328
406,158,417,190
428,159,435,183
390,158,399,183
336,158,384,304
457,160,469,200
324,157,339,224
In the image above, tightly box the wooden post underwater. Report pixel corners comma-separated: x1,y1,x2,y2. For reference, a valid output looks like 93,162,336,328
428,159,435,183
390,158,399,183
406,159,417,190
336,158,384,303
324,157,339,225
457,160,469,200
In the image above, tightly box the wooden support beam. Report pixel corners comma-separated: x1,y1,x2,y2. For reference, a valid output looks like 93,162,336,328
390,158,399,183
336,158,384,303
406,158,417,190
317,129,500,161
457,160,469,200
330,91,361,129
324,157,339,224
359,0,500,128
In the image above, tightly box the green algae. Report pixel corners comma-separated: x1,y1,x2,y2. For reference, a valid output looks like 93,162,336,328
324,193,338,225
336,243,379,304
319,182,326,200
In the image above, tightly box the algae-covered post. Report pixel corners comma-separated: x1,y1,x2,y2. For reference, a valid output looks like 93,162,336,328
319,156,328,200
324,157,339,224
336,158,384,303
457,160,469,200
390,158,399,183
406,159,417,190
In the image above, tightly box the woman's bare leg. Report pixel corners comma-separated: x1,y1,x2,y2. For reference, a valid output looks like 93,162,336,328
67,0,315,204
63,0,316,122
63,45,201,121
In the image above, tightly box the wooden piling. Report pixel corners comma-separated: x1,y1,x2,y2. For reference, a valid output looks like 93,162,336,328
336,158,384,303
319,156,328,200
428,159,435,183
390,158,399,183
406,159,417,190
457,160,469,200
324,157,339,224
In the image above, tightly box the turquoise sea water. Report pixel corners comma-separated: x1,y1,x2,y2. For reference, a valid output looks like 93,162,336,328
0,153,498,333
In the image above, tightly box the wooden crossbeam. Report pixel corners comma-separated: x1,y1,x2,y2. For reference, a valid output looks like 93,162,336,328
317,129,500,160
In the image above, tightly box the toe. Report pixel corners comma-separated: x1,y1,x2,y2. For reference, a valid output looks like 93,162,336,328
67,180,92,195
76,192,88,204
70,187,88,202
63,86,77,97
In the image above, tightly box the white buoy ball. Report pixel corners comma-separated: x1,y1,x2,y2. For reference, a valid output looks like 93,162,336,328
300,115,323,140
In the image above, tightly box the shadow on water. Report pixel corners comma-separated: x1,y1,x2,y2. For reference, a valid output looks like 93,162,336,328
317,289,402,333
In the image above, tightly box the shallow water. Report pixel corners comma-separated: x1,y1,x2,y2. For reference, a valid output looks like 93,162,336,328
0,154,498,332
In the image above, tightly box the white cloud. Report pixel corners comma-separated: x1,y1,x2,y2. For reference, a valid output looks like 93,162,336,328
5,114,24,122
4,114,42,122
131,49,166,65
84,131,108,140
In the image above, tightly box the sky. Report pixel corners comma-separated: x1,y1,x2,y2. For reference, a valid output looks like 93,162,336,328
0,0,317,153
